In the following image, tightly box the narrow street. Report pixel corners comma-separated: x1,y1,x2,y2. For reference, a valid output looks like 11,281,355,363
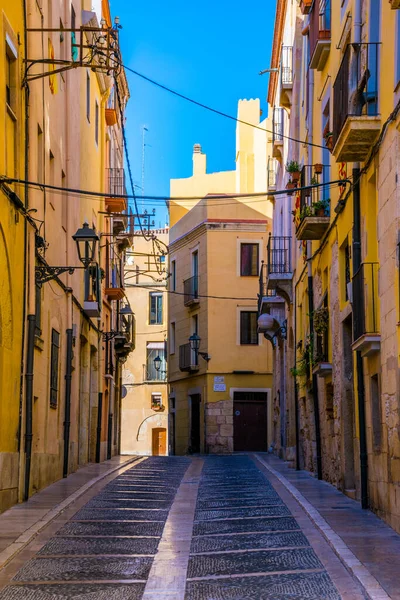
0,456,374,599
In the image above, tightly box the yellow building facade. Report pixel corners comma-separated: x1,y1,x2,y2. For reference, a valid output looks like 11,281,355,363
121,231,169,456
264,0,400,532
0,0,26,512
0,0,133,512
169,100,273,455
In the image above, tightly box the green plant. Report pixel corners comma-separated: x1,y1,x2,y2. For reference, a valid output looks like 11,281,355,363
286,160,301,173
313,306,329,334
310,176,318,185
300,205,313,219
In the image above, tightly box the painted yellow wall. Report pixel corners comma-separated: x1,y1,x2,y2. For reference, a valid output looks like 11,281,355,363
0,1,26,511
122,231,169,455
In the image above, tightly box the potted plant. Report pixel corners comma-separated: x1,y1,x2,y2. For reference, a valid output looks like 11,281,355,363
286,160,301,183
286,179,297,196
324,131,333,151
300,205,313,219
312,199,328,216
314,163,323,175
313,306,329,335
299,0,313,14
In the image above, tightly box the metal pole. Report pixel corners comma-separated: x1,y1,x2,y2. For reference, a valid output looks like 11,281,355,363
63,328,73,477
24,314,35,501
96,392,103,463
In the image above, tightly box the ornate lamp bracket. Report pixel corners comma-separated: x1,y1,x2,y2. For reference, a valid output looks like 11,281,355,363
35,266,75,286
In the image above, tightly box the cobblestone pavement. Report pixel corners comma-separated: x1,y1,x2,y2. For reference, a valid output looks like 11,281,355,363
0,455,368,599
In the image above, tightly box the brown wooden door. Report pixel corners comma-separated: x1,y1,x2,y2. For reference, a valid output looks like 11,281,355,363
152,428,167,456
233,392,268,451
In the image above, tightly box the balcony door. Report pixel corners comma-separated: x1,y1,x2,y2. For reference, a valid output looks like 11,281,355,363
189,394,201,454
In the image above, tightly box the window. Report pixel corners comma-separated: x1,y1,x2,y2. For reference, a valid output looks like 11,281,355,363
240,243,259,276
95,101,99,145
171,260,176,291
5,35,17,113
240,311,258,345
170,322,176,354
192,250,198,276
151,393,162,410
344,241,351,301
149,292,163,325
37,125,43,184
50,329,60,408
146,343,166,381
86,73,90,122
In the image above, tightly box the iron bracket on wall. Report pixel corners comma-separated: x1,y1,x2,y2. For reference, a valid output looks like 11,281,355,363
35,265,75,286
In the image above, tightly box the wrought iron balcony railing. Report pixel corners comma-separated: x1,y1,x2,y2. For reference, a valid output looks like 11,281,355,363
267,235,292,275
309,0,331,65
352,262,379,343
272,107,284,144
333,42,380,149
184,275,199,306
299,165,330,217
281,46,293,87
106,167,127,197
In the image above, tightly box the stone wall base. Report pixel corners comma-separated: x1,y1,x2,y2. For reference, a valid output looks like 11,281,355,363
205,400,233,454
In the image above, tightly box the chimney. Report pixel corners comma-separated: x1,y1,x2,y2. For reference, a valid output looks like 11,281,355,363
193,144,206,176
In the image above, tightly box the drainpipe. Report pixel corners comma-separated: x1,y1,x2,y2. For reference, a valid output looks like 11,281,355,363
308,251,323,480
63,290,73,478
353,0,362,45
352,167,368,508
96,392,103,463
24,227,36,501
293,286,300,471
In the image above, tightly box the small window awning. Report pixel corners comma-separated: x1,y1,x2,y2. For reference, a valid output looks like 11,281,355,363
146,342,165,349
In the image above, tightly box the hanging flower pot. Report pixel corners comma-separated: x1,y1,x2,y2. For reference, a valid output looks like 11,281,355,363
314,163,323,175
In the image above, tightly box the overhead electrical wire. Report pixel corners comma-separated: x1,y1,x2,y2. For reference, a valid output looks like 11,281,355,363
125,282,262,302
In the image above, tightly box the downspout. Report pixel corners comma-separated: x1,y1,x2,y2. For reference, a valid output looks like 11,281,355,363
63,290,73,478
24,227,36,501
352,167,368,508
95,392,103,462
294,285,300,470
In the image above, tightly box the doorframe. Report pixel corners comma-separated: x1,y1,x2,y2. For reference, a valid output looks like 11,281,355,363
230,388,272,449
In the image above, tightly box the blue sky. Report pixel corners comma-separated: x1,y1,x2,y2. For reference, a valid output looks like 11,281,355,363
110,0,276,226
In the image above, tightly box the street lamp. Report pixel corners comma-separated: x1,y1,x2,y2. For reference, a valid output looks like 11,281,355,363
36,222,99,286
189,333,210,362
153,355,162,372
72,222,100,269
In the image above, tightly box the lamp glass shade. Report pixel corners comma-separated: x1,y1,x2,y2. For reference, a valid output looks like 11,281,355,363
153,355,162,372
189,333,201,352
120,304,134,315
72,222,99,268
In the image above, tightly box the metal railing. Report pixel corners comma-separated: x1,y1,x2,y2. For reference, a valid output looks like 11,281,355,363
184,275,199,305
179,343,198,372
299,165,330,218
258,264,278,312
310,0,331,61
281,46,293,87
106,261,123,289
352,262,379,342
267,235,292,275
106,167,127,197
272,107,284,143
333,42,380,147
268,157,277,190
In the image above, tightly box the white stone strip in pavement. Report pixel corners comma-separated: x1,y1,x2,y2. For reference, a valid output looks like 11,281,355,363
143,457,203,600
255,454,391,600
0,456,146,571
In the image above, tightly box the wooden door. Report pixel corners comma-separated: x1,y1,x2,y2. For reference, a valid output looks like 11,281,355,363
233,392,268,452
152,428,167,456
190,394,201,453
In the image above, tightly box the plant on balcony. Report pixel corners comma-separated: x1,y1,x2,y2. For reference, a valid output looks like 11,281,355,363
286,160,301,182
324,131,333,151
313,306,329,335
312,199,329,217
299,0,313,14
300,205,313,219
314,163,323,175
290,338,312,378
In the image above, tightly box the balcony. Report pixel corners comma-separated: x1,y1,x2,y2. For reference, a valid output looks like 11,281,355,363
179,343,199,373
258,266,286,315
280,46,293,107
105,263,124,301
272,107,284,159
184,275,199,307
114,208,134,252
267,157,277,194
105,168,127,213
332,43,381,162
352,262,380,357
83,263,102,317
300,0,313,14
295,165,330,241
265,235,293,304
309,0,331,71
